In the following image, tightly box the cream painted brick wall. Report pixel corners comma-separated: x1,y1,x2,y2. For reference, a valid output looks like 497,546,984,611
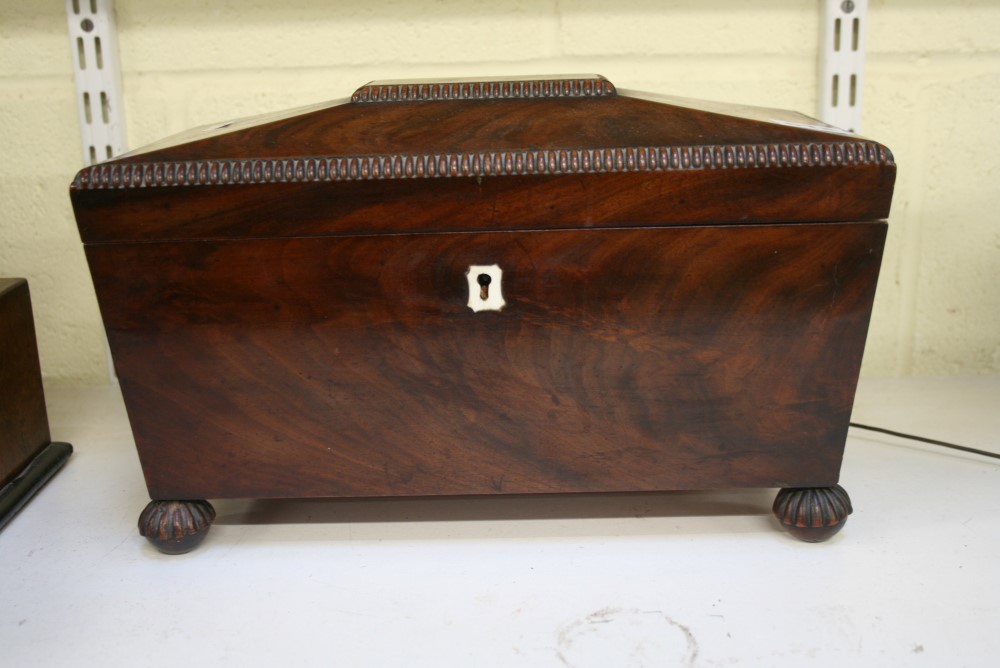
0,3,107,386
862,0,1000,375
1,0,997,385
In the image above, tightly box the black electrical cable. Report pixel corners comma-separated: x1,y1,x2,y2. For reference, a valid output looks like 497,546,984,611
849,422,1000,461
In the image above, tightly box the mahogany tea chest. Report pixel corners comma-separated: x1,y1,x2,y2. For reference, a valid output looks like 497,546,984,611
70,76,895,553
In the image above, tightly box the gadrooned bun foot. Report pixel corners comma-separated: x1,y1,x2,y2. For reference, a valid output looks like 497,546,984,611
772,484,852,542
138,499,216,554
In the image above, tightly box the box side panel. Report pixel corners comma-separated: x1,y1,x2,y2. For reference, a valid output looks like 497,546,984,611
0,280,51,487
86,223,886,499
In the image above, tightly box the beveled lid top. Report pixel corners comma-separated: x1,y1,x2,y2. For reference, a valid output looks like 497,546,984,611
71,74,893,192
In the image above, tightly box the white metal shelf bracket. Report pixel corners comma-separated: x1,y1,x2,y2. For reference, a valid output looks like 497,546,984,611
66,0,127,166
819,0,868,133
66,0,127,383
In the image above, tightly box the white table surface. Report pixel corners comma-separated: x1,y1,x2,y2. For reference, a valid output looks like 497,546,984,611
2,376,998,667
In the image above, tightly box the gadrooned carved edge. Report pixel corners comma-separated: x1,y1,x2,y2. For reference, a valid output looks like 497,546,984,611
72,141,894,190
138,499,216,541
772,484,853,529
351,77,617,103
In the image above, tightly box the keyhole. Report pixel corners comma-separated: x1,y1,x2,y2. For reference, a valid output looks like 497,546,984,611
466,264,504,312
477,273,491,300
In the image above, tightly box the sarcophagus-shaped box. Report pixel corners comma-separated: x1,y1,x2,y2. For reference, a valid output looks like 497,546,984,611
70,76,894,553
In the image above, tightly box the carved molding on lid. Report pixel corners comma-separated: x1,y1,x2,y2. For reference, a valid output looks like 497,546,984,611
351,77,617,103
72,141,895,190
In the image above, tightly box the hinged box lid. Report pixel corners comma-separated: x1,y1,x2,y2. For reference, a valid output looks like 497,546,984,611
71,75,895,243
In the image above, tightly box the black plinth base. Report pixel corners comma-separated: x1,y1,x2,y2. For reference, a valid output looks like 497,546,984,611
0,442,73,532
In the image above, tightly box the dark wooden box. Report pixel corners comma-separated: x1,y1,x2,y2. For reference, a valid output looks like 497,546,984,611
0,279,72,530
69,76,894,553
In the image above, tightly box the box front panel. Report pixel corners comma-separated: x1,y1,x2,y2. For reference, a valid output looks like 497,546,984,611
87,222,885,499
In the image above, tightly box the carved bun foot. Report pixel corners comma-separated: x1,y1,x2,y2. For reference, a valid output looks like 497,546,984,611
138,500,216,554
772,485,852,543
